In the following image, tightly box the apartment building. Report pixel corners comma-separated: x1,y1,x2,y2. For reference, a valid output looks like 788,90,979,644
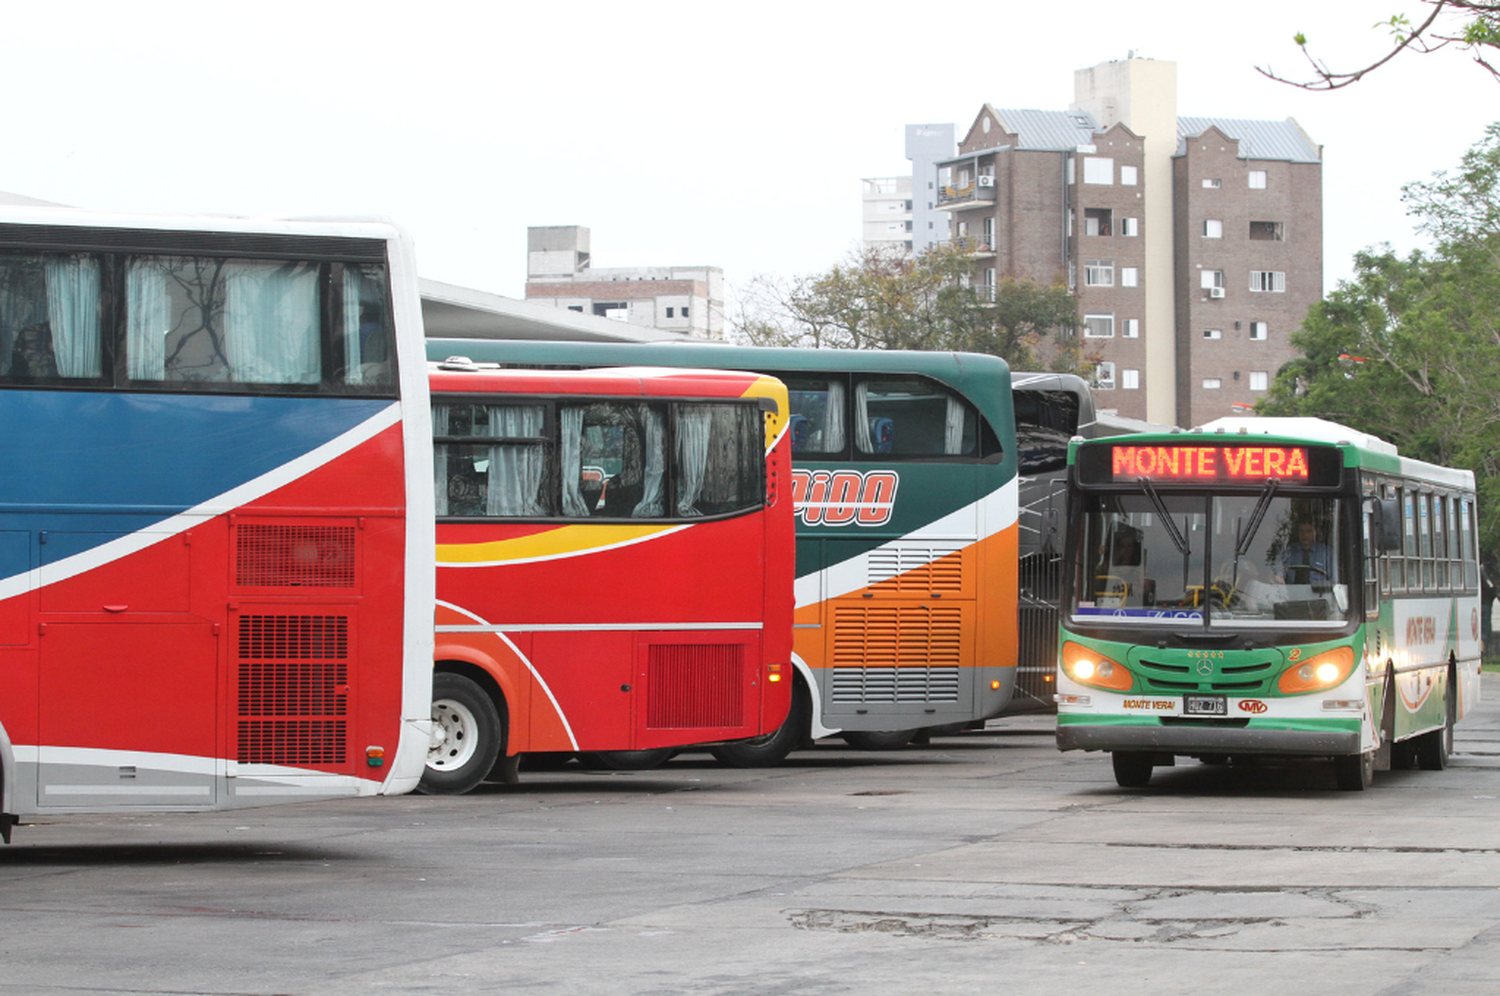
523,225,724,339
936,57,1321,428
862,175,913,253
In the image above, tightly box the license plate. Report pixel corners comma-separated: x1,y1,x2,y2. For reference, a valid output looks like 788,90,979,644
1183,694,1227,717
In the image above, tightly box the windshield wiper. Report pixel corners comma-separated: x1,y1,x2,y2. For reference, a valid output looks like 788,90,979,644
1137,476,1189,556
1236,479,1280,557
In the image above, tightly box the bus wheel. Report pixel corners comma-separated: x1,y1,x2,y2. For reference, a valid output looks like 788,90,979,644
1334,750,1374,791
840,729,918,751
711,679,811,768
1111,751,1154,788
419,672,503,795
591,749,676,771
1416,678,1455,771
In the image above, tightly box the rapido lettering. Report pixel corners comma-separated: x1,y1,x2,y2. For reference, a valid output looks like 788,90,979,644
790,469,898,526
1111,445,1310,482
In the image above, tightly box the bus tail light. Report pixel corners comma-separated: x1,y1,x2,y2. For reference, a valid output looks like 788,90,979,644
1277,646,1356,694
1060,642,1133,691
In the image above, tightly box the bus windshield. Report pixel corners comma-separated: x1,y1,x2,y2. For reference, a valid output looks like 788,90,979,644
1074,492,1350,629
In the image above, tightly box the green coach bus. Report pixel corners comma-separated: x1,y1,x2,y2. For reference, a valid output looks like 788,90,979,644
1056,416,1482,790
427,338,1020,763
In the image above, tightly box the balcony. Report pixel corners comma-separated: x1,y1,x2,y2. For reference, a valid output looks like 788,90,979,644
936,176,997,209
940,234,995,255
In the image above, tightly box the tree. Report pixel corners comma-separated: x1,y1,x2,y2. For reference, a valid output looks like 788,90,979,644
1261,123,1500,555
1259,1,1500,89
730,242,1084,372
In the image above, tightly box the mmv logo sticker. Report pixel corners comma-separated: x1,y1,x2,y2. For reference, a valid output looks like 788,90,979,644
791,469,898,526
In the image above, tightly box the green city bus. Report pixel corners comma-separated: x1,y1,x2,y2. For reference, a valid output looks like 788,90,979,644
427,338,1020,763
1056,417,1482,790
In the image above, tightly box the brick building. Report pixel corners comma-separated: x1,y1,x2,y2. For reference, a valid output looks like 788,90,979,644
935,57,1321,428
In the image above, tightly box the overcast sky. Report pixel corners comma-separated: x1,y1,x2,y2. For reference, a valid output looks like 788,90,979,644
1,1,1493,308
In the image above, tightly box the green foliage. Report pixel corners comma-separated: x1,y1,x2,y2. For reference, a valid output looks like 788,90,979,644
1266,2,1500,89
730,242,1082,371
1262,123,1500,560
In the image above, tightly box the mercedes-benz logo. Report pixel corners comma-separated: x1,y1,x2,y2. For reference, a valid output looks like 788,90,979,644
1196,659,1213,676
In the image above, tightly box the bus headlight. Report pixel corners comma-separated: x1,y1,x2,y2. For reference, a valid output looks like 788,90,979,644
1277,646,1356,694
1061,642,1133,691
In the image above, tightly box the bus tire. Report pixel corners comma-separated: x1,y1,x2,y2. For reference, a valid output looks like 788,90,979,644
840,729,918,751
1334,750,1374,791
1111,750,1154,788
592,749,676,770
711,679,811,768
419,672,503,795
1416,677,1455,771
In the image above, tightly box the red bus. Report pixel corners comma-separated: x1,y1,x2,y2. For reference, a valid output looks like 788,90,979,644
422,361,795,791
0,208,433,842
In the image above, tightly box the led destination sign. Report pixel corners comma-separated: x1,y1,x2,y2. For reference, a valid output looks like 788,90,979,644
1077,442,1342,487
1113,445,1308,481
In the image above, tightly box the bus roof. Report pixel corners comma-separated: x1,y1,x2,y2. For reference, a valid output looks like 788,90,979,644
429,362,784,402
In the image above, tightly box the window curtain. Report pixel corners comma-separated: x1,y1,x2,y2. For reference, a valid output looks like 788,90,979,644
42,256,101,378
632,407,666,518
822,380,846,452
944,395,966,455
853,381,872,453
225,261,319,384
126,259,170,380
486,405,546,516
675,405,713,517
431,405,451,516
342,268,365,385
559,406,590,518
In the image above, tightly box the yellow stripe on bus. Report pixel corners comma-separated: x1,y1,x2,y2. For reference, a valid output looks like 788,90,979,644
437,523,684,565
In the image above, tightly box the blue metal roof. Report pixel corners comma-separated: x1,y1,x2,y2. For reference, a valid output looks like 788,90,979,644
996,108,1102,151
1176,116,1321,163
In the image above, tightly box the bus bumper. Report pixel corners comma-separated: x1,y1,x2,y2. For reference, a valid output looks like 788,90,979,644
1056,723,1360,755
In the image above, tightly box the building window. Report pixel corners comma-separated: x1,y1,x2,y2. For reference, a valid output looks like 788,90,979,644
1249,370,1269,391
1120,267,1138,287
1095,361,1116,389
1122,368,1140,390
1084,157,1114,184
1066,158,1075,185
1249,320,1268,340
1120,165,1138,186
1203,377,1222,389
1248,170,1267,189
1200,269,1225,290
682,307,690,318
666,307,675,318
1249,271,1286,293
1123,318,1139,338
1084,208,1113,236
1202,219,1223,238
1084,260,1114,287
1202,178,1221,189
1083,314,1115,338
1249,221,1285,241
1121,217,1139,236
1203,328,1222,340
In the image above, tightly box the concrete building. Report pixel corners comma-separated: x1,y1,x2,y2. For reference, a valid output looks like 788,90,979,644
861,125,955,257
523,225,725,339
936,57,1322,428
861,175,913,254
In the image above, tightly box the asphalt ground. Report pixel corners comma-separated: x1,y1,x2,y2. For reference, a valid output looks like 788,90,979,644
3,674,1498,996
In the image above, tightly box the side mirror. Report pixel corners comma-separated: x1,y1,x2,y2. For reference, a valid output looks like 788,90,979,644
1369,497,1402,552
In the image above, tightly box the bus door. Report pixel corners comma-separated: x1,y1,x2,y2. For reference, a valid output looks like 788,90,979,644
35,528,218,808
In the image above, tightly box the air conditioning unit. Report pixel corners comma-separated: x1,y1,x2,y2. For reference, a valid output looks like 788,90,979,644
1209,287,1225,299
977,175,995,187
